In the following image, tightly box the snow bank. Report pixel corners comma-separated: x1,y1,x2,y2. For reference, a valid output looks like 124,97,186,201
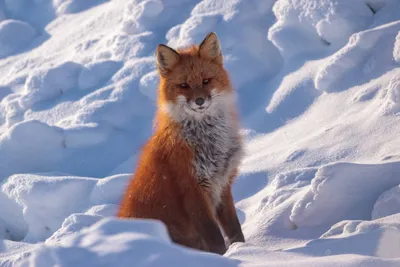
228,215,400,266
54,0,109,15
14,218,238,267
2,174,96,242
0,173,131,243
0,120,64,180
62,124,112,149
372,186,400,219
315,21,400,92
322,213,400,239
90,174,131,205
78,60,122,91
121,0,164,34
269,0,373,59
138,70,159,101
394,31,400,63
167,0,283,89
0,20,37,58
20,62,83,109
295,227,400,259
72,58,156,130
0,117,131,181
380,75,400,115
0,86,11,101
290,162,400,228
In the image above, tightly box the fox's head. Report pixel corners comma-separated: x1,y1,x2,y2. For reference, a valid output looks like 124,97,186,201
155,32,235,122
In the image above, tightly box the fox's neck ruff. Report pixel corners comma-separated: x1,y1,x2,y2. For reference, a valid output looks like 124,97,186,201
159,90,243,208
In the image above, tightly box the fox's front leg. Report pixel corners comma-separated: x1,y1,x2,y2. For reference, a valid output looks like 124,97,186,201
184,186,226,255
216,182,245,246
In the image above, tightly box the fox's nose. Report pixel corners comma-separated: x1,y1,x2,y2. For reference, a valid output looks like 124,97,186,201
195,97,205,106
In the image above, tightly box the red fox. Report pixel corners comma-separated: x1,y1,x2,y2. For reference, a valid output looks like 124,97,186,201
118,32,245,255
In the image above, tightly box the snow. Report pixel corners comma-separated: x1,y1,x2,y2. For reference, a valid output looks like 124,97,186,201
20,61,83,109
0,0,400,266
78,60,122,90
54,0,110,15
315,20,400,92
394,31,400,63
270,0,374,59
372,186,400,220
290,162,400,228
0,20,37,58
16,218,238,267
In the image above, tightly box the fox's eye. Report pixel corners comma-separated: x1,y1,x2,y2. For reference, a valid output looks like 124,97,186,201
180,83,189,89
203,79,210,85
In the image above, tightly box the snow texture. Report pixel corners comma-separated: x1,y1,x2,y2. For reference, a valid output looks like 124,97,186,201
0,0,400,266
15,218,238,267
0,20,37,58
372,186,400,220
394,31,400,63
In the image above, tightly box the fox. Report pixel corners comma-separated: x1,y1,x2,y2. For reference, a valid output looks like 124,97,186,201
117,32,245,255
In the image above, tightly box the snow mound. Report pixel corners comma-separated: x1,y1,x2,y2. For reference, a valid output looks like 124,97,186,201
0,173,131,243
20,62,83,109
0,86,11,101
0,20,37,58
394,31,400,63
15,218,238,267
0,120,64,180
269,0,373,59
380,75,400,115
54,0,109,15
1,174,97,242
297,227,400,259
62,124,112,149
167,0,283,89
322,213,400,239
121,0,164,34
290,161,400,228
45,213,104,245
372,185,400,220
139,70,159,101
72,58,155,129
315,21,400,92
78,60,122,90
90,174,131,205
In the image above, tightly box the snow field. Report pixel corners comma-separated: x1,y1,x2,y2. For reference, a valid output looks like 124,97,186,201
315,20,400,92
0,0,400,266
15,218,239,267
0,20,37,58
0,173,131,243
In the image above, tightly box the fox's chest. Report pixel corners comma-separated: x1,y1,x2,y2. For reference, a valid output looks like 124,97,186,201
181,114,243,207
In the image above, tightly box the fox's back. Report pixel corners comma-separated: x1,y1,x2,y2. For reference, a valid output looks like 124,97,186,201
117,132,193,221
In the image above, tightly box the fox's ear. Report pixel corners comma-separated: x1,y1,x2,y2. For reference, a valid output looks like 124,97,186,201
156,44,180,74
199,32,223,65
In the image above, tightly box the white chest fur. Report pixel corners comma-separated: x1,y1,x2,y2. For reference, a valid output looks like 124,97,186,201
180,110,244,209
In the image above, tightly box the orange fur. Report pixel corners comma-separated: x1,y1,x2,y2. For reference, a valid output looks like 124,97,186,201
118,33,245,254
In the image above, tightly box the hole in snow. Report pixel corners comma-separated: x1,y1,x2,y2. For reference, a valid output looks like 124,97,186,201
320,38,331,46
365,3,377,14
288,220,298,230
